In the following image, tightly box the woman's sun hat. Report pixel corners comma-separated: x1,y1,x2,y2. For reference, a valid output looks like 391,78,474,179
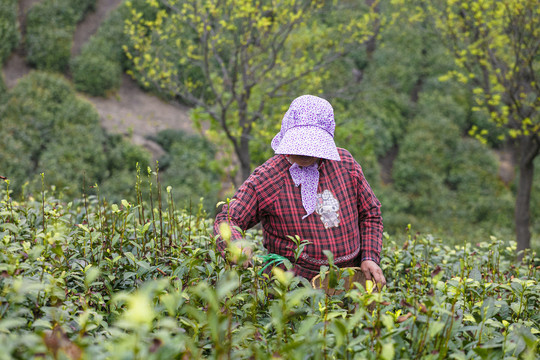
271,95,341,161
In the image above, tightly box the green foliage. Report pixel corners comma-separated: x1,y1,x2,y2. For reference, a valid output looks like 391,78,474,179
26,0,78,29
70,0,162,96
417,0,540,253
392,115,456,215
124,0,380,179
2,0,536,261
351,6,455,158
386,90,514,235
0,72,77,181
533,157,540,235
69,0,96,17
153,129,222,212
333,100,381,185
0,0,19,65
105,134,152,174
423,0,540,139
0,186,538,358
71,51,122,96
0,72,107,197
100,134,153,202
26,26,74,73
0,72,7,103
70,0,138,96
38,124,107,193
25,0,96,72
0,137,33,189
25,1,75,72
326,2,525,242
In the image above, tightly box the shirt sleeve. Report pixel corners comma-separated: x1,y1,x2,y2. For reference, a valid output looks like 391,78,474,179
354,163,383,264
213,178,261,254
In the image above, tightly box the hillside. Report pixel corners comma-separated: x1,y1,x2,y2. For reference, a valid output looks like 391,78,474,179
2,0,194,161
2,0,518,181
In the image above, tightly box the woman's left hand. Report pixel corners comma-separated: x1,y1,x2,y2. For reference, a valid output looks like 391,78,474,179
360,260,386,289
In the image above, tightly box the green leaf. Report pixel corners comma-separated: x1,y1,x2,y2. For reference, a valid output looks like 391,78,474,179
0,223,18,234
510,302,522,316
216,273,239,300
31,318,52,330
510,281,524,294
51,245,63,258
0,318,27,332
328,266,338,288
429,321,445,338
124,251,137,264
85,266,101,288
332,319,347,347
381,342,395,360
469,267,482,282
322,250,335,266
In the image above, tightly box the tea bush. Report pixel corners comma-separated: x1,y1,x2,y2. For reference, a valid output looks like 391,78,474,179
0,72,107,196
25,26,73,73
71,0,158,96
70,0,96,17
0,179,538,359
25,0,96,72
0,0,19,65
71,13,127,95
71,53,122,96
152,129,222,212
389,113,514,235
99,134,153,202
0,71,152,200
0,73,7,103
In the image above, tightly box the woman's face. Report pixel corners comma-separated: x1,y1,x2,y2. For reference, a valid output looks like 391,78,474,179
287,155,319,167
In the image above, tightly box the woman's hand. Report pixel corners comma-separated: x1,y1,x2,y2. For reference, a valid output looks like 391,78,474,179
360,260,386,289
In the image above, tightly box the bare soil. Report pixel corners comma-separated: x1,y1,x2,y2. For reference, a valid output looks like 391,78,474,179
88,74,194,159
71,0,124,58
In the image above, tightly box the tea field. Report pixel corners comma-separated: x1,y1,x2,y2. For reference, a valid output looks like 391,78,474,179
0,180,539,359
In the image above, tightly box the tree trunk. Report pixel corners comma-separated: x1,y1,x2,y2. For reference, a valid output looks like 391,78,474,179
514,136,539,261
238,135,252,182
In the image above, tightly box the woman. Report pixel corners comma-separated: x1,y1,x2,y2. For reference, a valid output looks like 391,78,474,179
214,95,385,286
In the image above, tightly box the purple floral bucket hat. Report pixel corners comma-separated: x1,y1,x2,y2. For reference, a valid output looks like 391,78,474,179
271,95,341,161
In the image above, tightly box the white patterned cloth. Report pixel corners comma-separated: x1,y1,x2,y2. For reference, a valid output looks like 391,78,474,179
271,95,341,161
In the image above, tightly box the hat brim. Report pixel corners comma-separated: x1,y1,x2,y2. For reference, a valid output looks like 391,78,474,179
273,126,341,161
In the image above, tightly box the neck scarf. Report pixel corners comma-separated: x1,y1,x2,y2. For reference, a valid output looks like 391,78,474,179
289,162,319,219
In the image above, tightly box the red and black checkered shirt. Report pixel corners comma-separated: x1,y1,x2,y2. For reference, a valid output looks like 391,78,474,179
214,148,383,280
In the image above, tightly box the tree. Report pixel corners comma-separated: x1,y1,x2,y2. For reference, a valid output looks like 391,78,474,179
124,0,379,181
419,0,540,255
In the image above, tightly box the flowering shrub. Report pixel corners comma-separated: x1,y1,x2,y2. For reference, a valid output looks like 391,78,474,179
0,180,538,359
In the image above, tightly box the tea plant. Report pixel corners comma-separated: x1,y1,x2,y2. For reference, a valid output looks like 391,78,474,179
0,179,538,359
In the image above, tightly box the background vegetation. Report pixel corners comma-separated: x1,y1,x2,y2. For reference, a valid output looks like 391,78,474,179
0,0,538,243
25,0,96,72
1,0,538,248
0,0,19,66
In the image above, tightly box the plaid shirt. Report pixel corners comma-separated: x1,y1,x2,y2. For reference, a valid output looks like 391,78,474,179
214,148,383,279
